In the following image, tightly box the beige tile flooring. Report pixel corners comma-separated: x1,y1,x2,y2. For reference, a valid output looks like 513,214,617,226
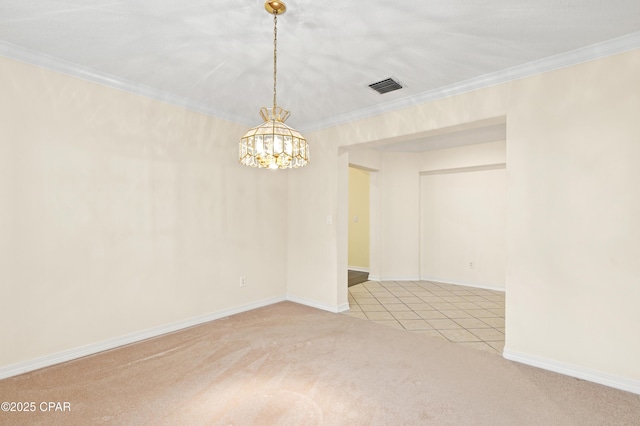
344,280,505,355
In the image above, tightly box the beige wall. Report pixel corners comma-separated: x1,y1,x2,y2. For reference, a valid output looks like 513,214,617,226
0,56,289,370
419,141,507,289
419,138,506,171
2,45,639,392
347,148,382,171
347,149,382,279
505,50,640,382
348,167,370,270
420,166,506,289
292,49,640,390
350,142,506,283
378,152,422,279
286,134,348,311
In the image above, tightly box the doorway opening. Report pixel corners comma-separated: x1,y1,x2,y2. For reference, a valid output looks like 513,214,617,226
348,166,370,286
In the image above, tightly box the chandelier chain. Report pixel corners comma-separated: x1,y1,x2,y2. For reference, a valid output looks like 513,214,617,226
273,13,278,114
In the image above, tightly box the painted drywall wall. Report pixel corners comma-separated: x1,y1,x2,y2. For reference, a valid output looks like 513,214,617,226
504,50,640,383
0,56,289,370
286,134,348,311
293,49,640,389
6,44,636,390
418,141,507,289
357,142,506,283
378,153,421,280
419,139,506,171
347,148,382,171
290,83,510,310
368,171,382,281
348,148,382,279
348,167,370,270
420,167,506,289
314,90,510,150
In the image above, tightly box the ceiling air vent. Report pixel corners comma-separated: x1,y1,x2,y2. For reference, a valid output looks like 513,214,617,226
369,77,403,94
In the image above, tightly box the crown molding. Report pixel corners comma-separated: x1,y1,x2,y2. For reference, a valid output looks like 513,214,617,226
2,31,640,133
300,31,640,133
0,40,254,126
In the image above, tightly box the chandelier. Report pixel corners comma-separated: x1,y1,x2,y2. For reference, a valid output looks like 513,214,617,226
239,1,309,170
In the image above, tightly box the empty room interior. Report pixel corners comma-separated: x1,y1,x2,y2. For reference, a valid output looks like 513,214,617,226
1,1,640,424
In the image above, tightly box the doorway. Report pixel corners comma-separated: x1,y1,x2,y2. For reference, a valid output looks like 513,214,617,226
348,166,370,286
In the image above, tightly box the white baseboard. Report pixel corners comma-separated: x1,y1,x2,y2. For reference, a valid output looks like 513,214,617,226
367,276,421,282
503,347,640,395
420,276,505,292
348,266,370,273
336,302,351,313
286,295,348,313
1,294,366,381
0,295,286,380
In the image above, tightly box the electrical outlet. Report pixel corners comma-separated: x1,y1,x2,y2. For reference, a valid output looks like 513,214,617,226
240,276,247,287
468,261,475,269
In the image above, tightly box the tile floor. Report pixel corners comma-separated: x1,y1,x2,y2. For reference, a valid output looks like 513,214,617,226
344,280,505,355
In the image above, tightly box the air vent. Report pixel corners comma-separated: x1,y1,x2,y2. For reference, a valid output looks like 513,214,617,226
369,77,403,94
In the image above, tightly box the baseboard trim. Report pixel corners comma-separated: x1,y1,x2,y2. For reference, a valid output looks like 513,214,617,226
336,302,351,313
286,295,347,313
367,276,421,282
348,266,370,273
420,276,505,292
503,347,640,395
0,295,286,380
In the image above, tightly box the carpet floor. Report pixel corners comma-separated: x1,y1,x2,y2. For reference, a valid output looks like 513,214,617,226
1,301,639,425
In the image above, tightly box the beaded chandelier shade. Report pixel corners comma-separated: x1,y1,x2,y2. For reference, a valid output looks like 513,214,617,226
239,1,309,170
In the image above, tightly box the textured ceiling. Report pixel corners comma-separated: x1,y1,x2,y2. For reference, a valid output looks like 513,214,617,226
1,0,640,133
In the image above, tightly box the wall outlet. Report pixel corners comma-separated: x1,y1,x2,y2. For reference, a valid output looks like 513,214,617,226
240,276,247,287
468,261,475,269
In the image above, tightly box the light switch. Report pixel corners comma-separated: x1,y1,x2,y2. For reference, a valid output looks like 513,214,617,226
326,215,333,225
354,216,359,223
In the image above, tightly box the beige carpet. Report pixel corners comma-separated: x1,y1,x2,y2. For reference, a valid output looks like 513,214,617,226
1,302,639,425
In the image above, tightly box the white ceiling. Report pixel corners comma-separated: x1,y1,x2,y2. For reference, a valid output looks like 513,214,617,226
1,0,639,134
